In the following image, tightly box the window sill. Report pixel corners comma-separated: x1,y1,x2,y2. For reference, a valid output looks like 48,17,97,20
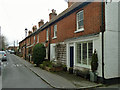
74,28,84,33
52,37,57,39
75,63,91,69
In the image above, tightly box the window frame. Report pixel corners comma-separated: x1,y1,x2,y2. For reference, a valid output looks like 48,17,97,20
53,24,57,39
37,34,39,43
75,10,84,33
34,36,35,43
76,41,93,67
46,29,49,41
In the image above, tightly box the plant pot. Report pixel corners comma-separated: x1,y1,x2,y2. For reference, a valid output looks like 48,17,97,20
63,67,67,71
69,67,73,74
90,71,97,82
45,67,51,71
55,67,63,72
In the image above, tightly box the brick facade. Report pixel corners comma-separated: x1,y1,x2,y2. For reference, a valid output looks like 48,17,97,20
19,2,104,64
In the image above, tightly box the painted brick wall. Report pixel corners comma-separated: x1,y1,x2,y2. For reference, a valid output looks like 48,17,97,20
55,44,66,65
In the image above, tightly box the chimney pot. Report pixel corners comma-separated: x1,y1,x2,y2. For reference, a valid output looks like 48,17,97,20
32,25,37,32
28,31,32,36
38,19,44,28
49,9,57,21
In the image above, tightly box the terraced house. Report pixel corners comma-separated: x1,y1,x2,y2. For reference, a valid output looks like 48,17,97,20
19,1,120,83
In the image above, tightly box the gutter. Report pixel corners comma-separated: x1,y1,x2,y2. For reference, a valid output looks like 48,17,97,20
48,27,51,60
101,0,105,83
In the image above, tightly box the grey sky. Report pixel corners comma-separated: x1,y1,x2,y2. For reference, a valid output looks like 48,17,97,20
0,0,68,46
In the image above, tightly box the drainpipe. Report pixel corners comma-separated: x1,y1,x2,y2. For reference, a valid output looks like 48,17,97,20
25,39,26,60
101,0,105,83
48,26,51,61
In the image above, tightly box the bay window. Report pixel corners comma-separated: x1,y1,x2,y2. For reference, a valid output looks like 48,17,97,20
76,41,93,66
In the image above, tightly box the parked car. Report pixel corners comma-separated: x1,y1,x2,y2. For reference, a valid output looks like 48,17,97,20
10,50,15,54
0,61,1,76
8,50,15,54
0,51,7,61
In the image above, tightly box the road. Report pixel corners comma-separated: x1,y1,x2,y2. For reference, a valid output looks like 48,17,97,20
1,53,51,88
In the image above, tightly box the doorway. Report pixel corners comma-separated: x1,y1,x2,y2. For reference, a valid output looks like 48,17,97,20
70,46,74,67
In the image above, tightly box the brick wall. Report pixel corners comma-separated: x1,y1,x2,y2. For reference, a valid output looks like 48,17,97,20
19,2,103,61
50,2,102,43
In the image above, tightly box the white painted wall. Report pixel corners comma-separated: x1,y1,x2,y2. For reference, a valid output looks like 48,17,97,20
104,2,120,79
118,1,120,77
93,33,102,77
66,35,102,73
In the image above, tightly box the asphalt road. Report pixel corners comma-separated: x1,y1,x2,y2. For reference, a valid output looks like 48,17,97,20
1,53,51,88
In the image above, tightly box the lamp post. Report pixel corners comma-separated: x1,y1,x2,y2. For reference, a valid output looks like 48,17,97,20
25,28,28,60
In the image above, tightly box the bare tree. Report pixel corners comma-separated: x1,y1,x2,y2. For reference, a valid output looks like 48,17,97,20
0,35,8,50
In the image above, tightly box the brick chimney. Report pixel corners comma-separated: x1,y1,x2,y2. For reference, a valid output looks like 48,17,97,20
38,19,44,28
49,9,57,21
28,31,32,36
68,0,74,7
32,25,37,32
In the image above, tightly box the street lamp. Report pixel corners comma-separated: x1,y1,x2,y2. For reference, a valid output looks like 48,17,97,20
25,28,28,60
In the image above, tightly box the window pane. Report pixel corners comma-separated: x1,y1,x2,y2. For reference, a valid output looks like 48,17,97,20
77,13,80,21
80,12,83,20
54,25,57,37
78,21,81,29
77,43,81,64
80,20,83,27
55,30,57,37
77,10,84,30
46,29,48,40
83,43,87,65
88,42,93,65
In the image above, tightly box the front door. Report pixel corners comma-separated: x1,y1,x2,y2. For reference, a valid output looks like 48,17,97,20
70,46,74,67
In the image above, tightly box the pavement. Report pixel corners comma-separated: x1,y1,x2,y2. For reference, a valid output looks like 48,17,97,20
15,55,119,89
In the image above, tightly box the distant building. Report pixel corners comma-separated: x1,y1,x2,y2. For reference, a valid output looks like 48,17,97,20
7,46,18,52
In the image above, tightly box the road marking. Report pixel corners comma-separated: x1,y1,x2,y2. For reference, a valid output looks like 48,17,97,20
3,64,6,67
12,64,22,67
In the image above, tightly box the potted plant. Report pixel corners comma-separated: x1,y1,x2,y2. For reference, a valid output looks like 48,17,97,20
90,49,98,82
69,67,73,74
62,65,67,71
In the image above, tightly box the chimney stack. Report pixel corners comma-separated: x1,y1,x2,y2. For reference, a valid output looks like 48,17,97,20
68,0,74,7
38,19,44,28
28,30,32,36
32,25,37,32
49,9,57,21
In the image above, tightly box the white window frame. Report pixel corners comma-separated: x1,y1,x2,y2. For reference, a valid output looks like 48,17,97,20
37,34,39,43
34,36,35,43
75,10,84,33
46,29,49,41
76,41,93,68
53,24,57,39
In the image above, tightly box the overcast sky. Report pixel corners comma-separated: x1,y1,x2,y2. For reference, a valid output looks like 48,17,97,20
0,0,68,46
